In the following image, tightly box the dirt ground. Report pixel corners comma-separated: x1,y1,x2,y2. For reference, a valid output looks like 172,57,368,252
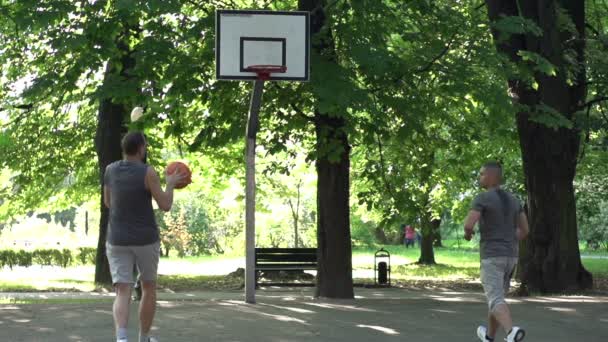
1,287,607,341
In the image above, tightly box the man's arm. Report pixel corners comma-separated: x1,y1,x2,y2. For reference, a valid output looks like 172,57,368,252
147,166,186,212
103,165,111,209
463,210,481,241
146,167,176,212
516,212,529,240
103,185,111,209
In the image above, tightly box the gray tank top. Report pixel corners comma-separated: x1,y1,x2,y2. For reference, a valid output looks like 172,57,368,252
105,160,159,246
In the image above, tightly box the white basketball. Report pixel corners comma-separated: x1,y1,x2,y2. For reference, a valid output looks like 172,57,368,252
131,107,144,122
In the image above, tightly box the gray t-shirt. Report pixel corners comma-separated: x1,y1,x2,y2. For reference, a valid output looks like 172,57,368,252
105,160,159,246
471,188,523,259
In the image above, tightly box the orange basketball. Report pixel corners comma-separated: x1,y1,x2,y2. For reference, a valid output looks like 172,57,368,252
165,161,192,189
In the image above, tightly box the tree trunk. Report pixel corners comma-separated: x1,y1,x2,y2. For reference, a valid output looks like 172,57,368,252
295,182,300,248
314,113,354,298
293,209,299,248
485,0,592,292
299,0,354,299
374,227,389,244
93,32,137,285
94,90,125,285
417,152,437,264
418,213,436,264
288,181,302,248
432,219,443,247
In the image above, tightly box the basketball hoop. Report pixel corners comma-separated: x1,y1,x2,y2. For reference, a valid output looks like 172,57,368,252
215,9,310,304
244,65,287,80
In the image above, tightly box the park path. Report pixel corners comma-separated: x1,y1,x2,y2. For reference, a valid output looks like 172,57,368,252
1,287,607,341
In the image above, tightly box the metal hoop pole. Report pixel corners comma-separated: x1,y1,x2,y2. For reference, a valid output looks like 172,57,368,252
245,79,265,304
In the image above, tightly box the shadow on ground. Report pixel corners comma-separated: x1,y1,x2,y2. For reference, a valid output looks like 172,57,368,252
1,288,607,342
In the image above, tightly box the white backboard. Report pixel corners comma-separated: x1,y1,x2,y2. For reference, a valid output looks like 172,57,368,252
216,10,310,81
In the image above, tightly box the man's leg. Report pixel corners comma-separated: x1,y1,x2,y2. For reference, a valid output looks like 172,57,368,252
139,280,157,341
491,303,513,333
487,310,499,338
485,257,519,338
114,283,133,339
500,257,524,340
133,242,160,342
107,243,136,341
481,257,508,340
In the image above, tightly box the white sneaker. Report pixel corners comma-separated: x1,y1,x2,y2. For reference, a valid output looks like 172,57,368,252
477,325,492,342
117,339,128,342
505,326,525,342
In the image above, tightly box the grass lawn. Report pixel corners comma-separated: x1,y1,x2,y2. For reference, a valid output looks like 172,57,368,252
358,245,608,279
581,258,608,277
0,245,606,293
353,246,481,280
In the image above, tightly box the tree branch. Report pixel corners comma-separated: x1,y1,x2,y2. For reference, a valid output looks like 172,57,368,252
577,101,593,164
290,103,316,122
415,31,459,74
375,132,398,201
599,105,608,127
0,103,33,112
581,96,608,109
366,29,460,94
585,23,600,36
0,105,34,128
165,112,188,158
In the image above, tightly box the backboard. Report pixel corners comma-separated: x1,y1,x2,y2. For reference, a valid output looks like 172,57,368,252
216,10,310,81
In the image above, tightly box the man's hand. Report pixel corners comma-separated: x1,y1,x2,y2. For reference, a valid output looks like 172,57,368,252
464,229,474,241
166,168,187,188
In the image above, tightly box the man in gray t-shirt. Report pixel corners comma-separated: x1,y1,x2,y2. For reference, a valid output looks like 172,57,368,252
471,188,523,260
464,162,529,342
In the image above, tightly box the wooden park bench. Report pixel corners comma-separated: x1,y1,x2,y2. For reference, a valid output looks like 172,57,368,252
254,248,317,286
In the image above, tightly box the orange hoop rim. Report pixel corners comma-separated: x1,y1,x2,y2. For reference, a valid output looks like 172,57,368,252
244,65,287,80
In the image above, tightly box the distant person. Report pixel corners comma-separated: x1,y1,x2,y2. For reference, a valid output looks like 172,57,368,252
463,162,529,342
404,225,416,248
104,132,185,342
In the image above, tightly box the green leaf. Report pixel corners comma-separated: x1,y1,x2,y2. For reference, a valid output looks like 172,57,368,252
0,132,10,148
492,15,543,40
116,0,136,11
529,103,573,129
517,50,557,77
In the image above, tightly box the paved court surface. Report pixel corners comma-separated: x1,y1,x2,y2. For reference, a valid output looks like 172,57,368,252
1,287,607,341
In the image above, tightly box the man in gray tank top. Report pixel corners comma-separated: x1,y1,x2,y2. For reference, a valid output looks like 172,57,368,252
464,162,529,342
104,132,186,342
